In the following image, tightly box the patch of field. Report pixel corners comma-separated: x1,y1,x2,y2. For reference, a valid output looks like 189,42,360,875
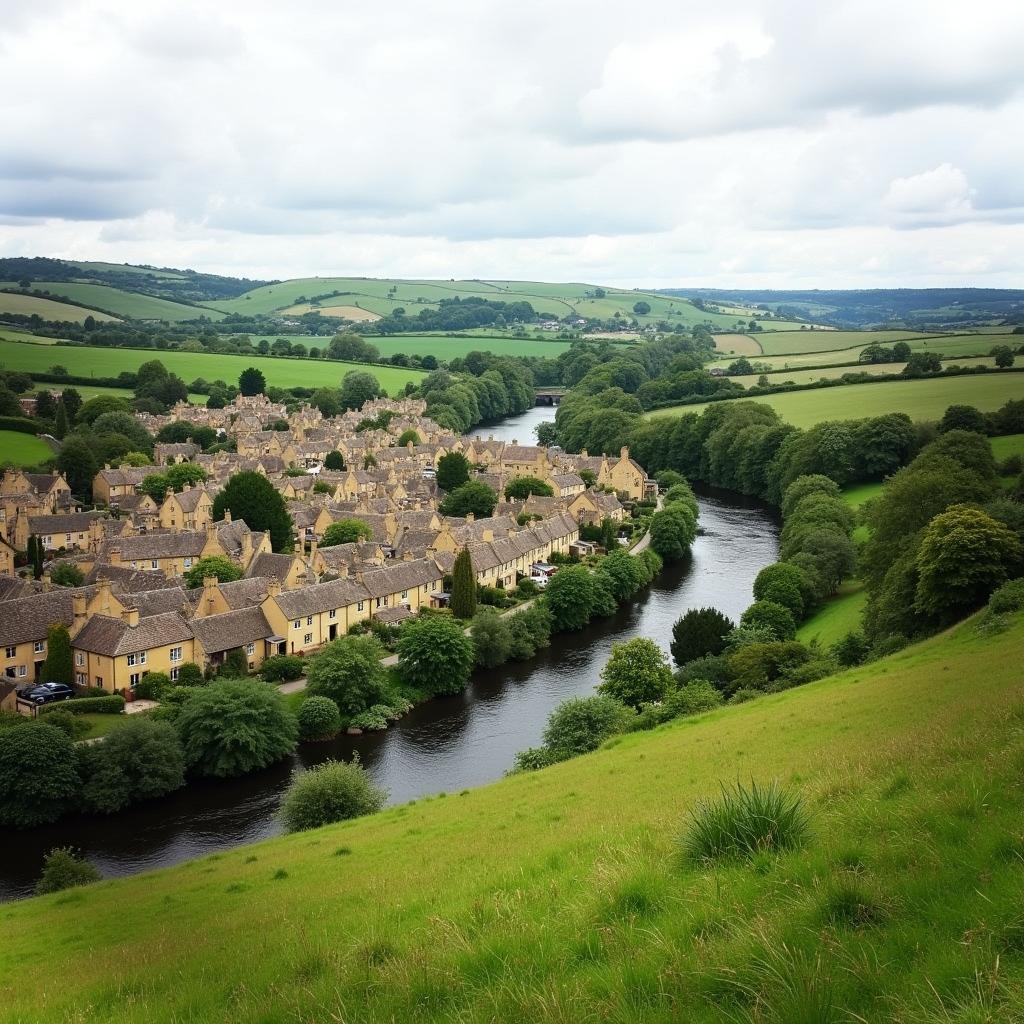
728,357,1000,386
5,614,1024,1022
841,481,884,509
0,339,423,396
0,282,222,323
992,433,1024,461
648,373,1024,427
65,261,186,280
41,383,206,404
0,329,59,345
756,329,937,356
712,333,762,356
0,292,120,324
280,303,381,321
796,580,867,647
239,333,585,359
0,431,53,466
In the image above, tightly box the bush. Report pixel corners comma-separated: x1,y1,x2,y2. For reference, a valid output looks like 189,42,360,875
507,602,552,660
396,615,475,696
134,672,171,700
598,637,673,709
545,564,597,631
175,679,298,778
35,848,101,896
305,636,389,717
515,577,539,598
78,718,186,814
740,600,797,641
752,563,807,617
670,607,734,666
176,662,205,686
541,695,634,760
682,780,812,862
633,680,723,730
0,721,80,827
41,694,125,716
41,708,90,740
349,705,391,731
986,577,1024,615
675,653,733,690
832,631,870,667
297,696,342,740
511,746,558,772
471,608,512,668
280,757,387,832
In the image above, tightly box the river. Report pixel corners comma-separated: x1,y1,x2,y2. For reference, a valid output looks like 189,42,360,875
0,407,779,900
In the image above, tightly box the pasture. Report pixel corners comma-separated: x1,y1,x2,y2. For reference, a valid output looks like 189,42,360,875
796,580,867,647
754,329,937,356
712,333,762,356
240,333,585,359
5,615,1024,1022
648,372,1024,427
0,431,54,467
0,292,119,324
727,356,1000,386
0,282,222,323
0,340,425,396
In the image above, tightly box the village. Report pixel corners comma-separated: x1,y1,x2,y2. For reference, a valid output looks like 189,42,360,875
0,394,656,704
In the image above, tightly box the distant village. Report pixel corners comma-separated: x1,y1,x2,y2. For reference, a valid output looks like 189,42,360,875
0,394,655,704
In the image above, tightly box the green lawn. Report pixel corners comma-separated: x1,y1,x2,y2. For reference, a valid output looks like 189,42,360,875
796,580,867,647
649,373,1024,428
0,282,223,323
0,292,120,324
0,339,424,396
991,433,1024,461
4,614,1024,1022
0,431,54,466
73,713,136,740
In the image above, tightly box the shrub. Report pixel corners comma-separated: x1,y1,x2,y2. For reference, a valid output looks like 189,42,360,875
78,718,186,814
176,662,205,686
598,637,673,709
41,708,90,740
988,577,1024,615
545,564,596,631
42,694,125,716
175,679,298,778
675,653,733,690
396,615,475,696
511,746,558,772
541,695,634,760
259,655,305,683
471,608,512,668
280,757,387,832
682,780,812,862
670,678,724,715
670,607,734,666
740,600,797,641
50,562,84,588
515,577,539,598
753,563,807,617
134,672,171,700
349,705,391,731
297,696,342,740
0,722,80,827
449,548,477,619
832,631,870,667
305,636,389,716
40,625,73,685
35,848,101,896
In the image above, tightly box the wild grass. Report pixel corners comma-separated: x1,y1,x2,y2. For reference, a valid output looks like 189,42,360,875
0,431,53,467
3,616,1024,1021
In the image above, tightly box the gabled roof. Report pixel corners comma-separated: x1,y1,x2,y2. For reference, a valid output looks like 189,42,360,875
73,611,193,657
191,607,273,655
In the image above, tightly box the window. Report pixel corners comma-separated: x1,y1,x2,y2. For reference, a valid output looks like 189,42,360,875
170,646,182,662
75,652,84,666
303,633,312,645
95,676,103,687
375,597,382,608
33,640,44,653
150,559,159,570
401,591,408,600
357,601,364,612
4,646,14,659
329,608,336,619
245,643,255,656
306,616,313,626
65,533,72,543
17,665,26,677
130,673,140,687
293,619,301,629
127,653,137,667
170,667,180,681
139,651,147,664
75,672,86,685
183,557,193,568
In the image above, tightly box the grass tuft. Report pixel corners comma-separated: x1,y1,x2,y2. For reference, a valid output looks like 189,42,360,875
682,780,813,862
817,875,889,928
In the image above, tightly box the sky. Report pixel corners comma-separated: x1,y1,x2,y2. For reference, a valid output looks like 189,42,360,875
1,0,1023,289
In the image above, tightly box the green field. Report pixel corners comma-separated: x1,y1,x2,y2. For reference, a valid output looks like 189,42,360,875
991,433,1024,461
0,431,54,467
0,281,223,323
650,373,1024,428
754,329,937,356
0,340,424,396
0,292,120,324
0,329,59,346
241,333,583,360
4,614,1024,1022
796,580,867,647
41,383,206,404
728,356,999,386
840,481,884,509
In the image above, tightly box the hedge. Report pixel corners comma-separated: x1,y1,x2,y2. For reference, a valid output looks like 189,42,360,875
40,694,125,716
0,416,42,435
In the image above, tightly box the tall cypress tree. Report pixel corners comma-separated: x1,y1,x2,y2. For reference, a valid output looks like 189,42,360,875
211,471,294,553
29,536,44,580
53,400,69,440
41,625,73,684
449,548,477,619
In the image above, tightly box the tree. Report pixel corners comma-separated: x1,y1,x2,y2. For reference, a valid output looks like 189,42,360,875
280,758,386,832
212,472,294,552
632,301,652,315
504,476,554,500
902,352,943,376
595,549,645,602
545,564,596,631
53,400,69,439
41,625,73,684
35,848,101,896
305,636,390,717
752,563,807,617
740,600,797,641
340,371,379,411
396,615,475,696
138,474,170,503
471,609,512,668
0,722,79,827
437,452,471,492
183,556,243,589
439,480,498,519
165,462,207,491
320,519,373,546
50,562,84,588
78,718,185,814
323,449,346,471
297,696,342,740
649,506,697,561
238,367,266,396
541,695,633,760
670,607,735,666
914,505,1023,618
892,341,912,361
992,345,1015,368
939,404,988,435
60,387,82,423
56,436,97,498
397,429,420,447
29,535,44,580
175,679,298,778
598,637,673,709
449,548,477,619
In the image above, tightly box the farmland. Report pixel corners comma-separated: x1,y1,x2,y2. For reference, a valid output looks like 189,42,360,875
0,339,425,395
4,614,1024,1022
0,431,54,467
0,281,223,322
726,355,1000,386
0,292,120,324
648,372,1024,427
795,580,867,647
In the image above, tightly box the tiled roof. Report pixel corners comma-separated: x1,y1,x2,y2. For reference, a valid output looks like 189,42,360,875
273,577,371,618
73,611,193,657
191,607,273,655
0,589,76,645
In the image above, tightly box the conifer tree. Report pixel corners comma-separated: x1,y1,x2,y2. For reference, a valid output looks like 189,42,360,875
449,548,477,619
41,625,73,685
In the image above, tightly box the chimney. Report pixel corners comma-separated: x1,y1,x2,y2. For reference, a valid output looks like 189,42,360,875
337,561,349,578
72,593,88,629
620,446,629,460
241,530,253,563
109,546,121,566
309,539,318,560
223,507,231,522
466,512,475,523
266,579,281,598
402,550,413,562
482,528,494,542
125,606,139,627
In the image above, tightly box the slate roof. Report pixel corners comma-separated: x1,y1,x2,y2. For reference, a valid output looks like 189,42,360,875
190,607,273,655
73,611,194,657
0,589,76,645
246,551,298,582
27,512,104,535
273,577,371,618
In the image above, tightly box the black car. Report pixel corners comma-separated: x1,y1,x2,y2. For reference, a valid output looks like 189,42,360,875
17,682,75,705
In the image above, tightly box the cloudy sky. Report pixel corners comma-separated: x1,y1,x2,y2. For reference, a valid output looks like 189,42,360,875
2,0,1023,287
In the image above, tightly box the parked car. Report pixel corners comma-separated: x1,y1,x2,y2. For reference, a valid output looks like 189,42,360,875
528,573,550,590
17,682,75,705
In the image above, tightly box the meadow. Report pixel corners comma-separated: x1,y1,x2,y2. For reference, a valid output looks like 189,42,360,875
0,292,119,324
0,339,424,396
3,614,1024,1022
239,332,583,360
0,281,223,322
727,356,999,386
649,372,1024,428
0,431,54,466
795,580,867,647
753,329,938,356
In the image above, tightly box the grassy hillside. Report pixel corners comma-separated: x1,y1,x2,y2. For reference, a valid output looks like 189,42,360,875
649,373,1024,427
0,281,225,322
0,339,424,396
3,615,1024,1022
0,292,120,324
727,356,998,386
0,431,53,467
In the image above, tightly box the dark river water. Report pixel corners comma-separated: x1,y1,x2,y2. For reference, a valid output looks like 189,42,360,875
0,408,779,901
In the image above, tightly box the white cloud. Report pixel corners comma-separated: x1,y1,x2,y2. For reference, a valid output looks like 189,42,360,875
0,0,1023,286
